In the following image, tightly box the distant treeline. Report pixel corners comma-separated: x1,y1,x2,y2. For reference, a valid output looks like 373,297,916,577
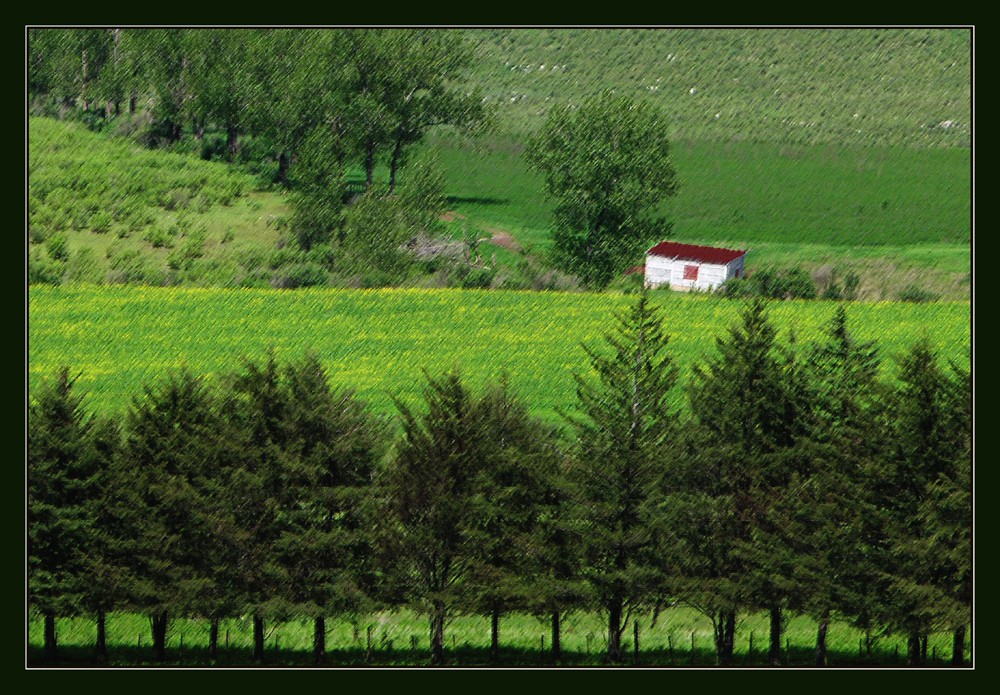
28,296,971,667
28,29,487,191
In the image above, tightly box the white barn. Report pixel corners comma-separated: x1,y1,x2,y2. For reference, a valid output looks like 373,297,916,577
644,241,746,292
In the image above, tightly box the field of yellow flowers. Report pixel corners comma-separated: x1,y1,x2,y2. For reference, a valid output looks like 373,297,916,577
28,286,971,421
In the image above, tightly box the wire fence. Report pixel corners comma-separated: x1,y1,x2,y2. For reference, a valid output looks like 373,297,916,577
26,608,971,667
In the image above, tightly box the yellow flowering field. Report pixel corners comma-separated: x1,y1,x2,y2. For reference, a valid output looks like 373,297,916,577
28,286,971,421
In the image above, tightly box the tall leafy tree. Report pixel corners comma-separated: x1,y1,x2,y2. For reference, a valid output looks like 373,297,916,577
28,368,99,661
274,352,387,665
673,299,801,665
564,289,678,662
527,91,678,289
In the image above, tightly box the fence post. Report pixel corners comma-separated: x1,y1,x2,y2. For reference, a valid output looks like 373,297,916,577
690,631,696,665
749,631,754,664
366,625,373,664
137,634,141,664
225,629,230,665
668,633,675,665
785,637,790,666
410,635,418,652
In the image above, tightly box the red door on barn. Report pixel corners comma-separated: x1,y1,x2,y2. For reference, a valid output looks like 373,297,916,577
683,264,699,282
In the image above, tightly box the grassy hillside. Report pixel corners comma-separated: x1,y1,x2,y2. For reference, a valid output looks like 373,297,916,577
28,117,287,287
29,286,971,422
461,28,971,147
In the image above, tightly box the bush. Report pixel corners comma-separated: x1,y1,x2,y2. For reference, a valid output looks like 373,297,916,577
720,265,817,300
898,284,938,303
271,263,329,289
28,249,63,285
46,233,69,262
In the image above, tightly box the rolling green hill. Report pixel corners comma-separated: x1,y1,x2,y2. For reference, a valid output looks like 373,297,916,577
460,28,971,147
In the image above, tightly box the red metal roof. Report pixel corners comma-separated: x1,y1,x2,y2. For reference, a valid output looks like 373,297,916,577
646,241,746,265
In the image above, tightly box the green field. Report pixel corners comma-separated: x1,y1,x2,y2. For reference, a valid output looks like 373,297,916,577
28,286,970,421
27,607,965,667
461,28,971,148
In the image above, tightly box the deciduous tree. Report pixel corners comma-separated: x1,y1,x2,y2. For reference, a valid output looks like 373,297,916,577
527,91,678,289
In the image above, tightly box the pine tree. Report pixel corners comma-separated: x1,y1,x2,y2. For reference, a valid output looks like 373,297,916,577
464,375,557,663
765,306,888,665
28,367,99,662
676,299,800,665
119,368,221,663
376,370,490,665
274,352,387,665
565,289,678,663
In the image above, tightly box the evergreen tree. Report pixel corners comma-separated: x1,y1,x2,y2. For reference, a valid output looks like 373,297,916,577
765,306,888,664
28,368,99,662
464,375,557,663
219,350,290,664
881,342,970,665
673,299,800,665
565,289,678,662
376,370,489,665
119,368,221,663
274,352,387,665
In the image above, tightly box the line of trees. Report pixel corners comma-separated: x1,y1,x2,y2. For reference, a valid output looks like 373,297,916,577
28,297,971,666
28,28,490,259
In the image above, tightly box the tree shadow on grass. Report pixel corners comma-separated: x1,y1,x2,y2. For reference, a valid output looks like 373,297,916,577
446,196,510,207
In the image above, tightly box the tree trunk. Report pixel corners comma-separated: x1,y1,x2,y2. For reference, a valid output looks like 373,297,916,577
364,140,375,191
151,611,168,663
714,610,736,666
43,612,57,661
952,625,966,666
388,131,404,194
227,122,240,161
607,598,623,662
907,632,921,666
313,616,326,665
209,617,219,662
277,150,290,186
81,48,90,111
814,610,829,666
429,601,445,666
252,615,265,664
920,634,928,663
95,611,107,664
551,610,561,663
769,605,783,666
490,607,500,663
129,92,137,115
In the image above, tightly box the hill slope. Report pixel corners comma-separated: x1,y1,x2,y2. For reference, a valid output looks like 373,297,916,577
461,28,971,147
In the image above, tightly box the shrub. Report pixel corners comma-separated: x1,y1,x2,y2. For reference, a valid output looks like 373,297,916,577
89,211,113,234
46,233,69,262
843,272,860,300
28,249,63,285
458,266,496,289
898,284,938,303
144,227,175,249
271,263,329,289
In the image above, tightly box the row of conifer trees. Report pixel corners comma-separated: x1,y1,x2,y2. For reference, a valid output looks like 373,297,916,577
28,295,971,666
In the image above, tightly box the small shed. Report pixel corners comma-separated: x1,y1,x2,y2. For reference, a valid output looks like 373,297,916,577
644,241,746,291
